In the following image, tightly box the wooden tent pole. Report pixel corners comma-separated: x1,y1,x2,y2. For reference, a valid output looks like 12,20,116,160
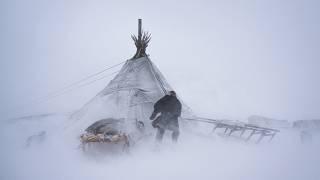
138,19,142,41
131,19,150,59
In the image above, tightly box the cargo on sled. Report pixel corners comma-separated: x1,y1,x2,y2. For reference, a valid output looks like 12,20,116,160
80,118,130,153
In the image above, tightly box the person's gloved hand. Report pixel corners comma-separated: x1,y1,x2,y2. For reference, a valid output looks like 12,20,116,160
150,111,156,120
152,120,159,128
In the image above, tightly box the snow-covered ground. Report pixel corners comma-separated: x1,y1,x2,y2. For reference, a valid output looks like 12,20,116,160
1,114,319,180
2,1,320,180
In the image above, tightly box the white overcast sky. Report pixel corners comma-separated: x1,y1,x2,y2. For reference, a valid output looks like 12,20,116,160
1,0,319,121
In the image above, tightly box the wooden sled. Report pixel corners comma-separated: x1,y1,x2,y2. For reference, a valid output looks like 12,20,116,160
80,133,130,153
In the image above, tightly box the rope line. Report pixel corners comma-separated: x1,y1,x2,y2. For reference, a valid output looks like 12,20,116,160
146,57,167,95
35,60,126,102
15,61,126,110
26,70,121,107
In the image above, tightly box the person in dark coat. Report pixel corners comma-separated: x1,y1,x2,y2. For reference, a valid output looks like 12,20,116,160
150,91,182,142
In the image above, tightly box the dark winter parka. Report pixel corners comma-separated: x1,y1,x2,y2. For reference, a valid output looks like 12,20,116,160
150,95,182,119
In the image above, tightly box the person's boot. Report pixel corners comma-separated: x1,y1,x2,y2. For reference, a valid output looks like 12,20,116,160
172,131,180,143
156,128,165,142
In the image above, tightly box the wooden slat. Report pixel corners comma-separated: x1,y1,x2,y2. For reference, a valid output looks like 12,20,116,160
181,117,280,143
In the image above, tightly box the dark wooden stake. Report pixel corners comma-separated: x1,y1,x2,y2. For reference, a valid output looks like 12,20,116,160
246,130,256,141
240,129,246,137
269,133,276,142
256,133,265,144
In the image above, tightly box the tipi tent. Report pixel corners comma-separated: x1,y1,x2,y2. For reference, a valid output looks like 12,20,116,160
69,20,194,136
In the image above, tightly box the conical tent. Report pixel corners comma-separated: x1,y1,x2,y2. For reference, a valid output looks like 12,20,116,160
68,20,194,135
70,56,193,134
